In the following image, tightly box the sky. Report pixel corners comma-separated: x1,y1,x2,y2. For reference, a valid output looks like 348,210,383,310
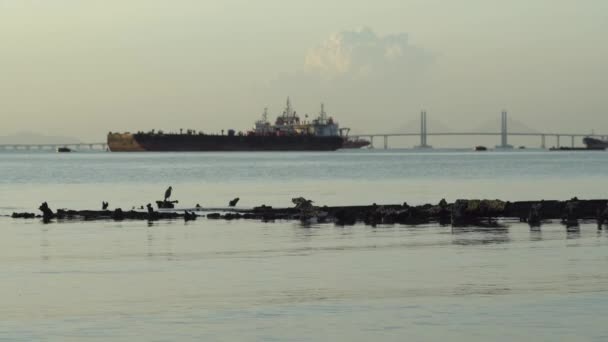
1,0,607,142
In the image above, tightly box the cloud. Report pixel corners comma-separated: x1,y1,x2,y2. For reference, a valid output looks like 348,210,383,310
303,27,433,80
260,27,435,133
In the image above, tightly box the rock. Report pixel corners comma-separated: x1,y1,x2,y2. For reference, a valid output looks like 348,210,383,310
184,211,197,221
334,208,357,226
597,204,608,230
451,200,469,226
564,198,579,227
11,212,35,219
38,202,54,223
112,208,124,221
528,202,543,227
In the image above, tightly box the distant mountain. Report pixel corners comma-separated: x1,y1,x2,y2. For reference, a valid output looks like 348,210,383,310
0,132,82,145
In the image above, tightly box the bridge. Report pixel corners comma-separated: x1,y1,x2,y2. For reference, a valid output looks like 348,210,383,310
0,142,107,151
351,111,608,149
0,112,605,151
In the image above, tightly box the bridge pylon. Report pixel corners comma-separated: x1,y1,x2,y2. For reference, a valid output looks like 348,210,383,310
496,110,513,149
541,134,546,149
414,110,432,149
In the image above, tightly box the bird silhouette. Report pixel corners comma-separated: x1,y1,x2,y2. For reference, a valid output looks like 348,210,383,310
164,186,172,201
229,197,240,207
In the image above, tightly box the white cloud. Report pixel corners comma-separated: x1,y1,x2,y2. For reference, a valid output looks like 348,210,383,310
303,27,433,80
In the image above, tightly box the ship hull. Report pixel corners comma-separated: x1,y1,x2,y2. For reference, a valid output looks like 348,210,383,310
108,133,344,152
341,138,371,149
583,137,608,150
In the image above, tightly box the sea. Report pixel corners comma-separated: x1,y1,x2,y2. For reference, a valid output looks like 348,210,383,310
1,149,608,341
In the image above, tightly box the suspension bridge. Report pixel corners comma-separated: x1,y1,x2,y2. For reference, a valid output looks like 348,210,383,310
351,111,608,149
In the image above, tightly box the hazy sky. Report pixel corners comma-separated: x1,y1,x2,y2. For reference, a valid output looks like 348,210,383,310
1,0,607,140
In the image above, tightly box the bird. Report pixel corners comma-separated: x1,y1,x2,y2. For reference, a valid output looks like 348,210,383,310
164,186,172,201
229,197,240,207
102,201,109,210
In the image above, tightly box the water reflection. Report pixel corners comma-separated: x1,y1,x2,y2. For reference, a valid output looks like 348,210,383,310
336,226,355,237
566,227,581,240
452,284,512,296
451,226,510,246
529,229,543,242
292,223,322,241
163,230,175,260
146,230,155,258
39,226,50,261
297,221,322,229
144,228,176,260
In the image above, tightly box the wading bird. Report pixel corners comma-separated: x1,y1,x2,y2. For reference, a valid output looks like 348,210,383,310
164,186,172,201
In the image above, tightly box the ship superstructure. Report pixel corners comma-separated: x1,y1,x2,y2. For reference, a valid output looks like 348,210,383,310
253,98,340,137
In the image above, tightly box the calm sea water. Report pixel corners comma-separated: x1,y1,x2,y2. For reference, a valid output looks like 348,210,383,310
1,149,608,341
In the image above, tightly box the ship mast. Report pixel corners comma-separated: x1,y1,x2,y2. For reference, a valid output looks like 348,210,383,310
284,97,295,118
319,103,327,122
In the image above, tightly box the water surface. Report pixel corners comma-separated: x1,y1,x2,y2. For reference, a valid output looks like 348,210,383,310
1,150,608,341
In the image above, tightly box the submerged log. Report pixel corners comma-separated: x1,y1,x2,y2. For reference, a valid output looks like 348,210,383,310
7,199,608,227
156,200,179,209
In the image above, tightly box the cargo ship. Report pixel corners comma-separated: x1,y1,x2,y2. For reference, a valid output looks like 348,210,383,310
583,137,608,150
108,98,346,152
